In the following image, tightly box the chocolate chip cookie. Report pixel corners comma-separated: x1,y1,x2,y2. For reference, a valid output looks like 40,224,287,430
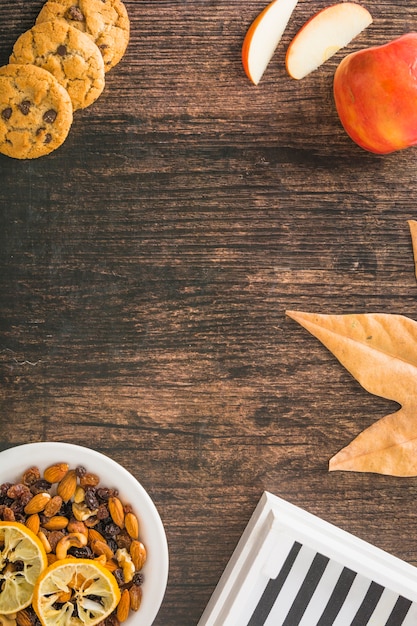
36,0,130,72
9,20,105,111
0,63,73,159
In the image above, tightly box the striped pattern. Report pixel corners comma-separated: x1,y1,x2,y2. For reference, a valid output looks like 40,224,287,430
246,542,417,626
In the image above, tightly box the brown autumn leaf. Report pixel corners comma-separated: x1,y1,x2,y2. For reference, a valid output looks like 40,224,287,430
408,220,417,280
286,310,417,476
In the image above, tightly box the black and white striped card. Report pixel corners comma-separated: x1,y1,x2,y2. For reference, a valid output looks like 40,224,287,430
198,492,417,626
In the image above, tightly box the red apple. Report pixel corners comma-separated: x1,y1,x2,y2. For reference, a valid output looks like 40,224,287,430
334,33,417,154
242,0,299,85
286,3,372,80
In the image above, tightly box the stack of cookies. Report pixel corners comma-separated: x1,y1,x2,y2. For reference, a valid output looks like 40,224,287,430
0,0,130,159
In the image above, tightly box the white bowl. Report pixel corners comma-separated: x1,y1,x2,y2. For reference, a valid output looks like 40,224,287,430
0,441,169,625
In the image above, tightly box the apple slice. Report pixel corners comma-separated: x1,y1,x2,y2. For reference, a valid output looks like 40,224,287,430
242,0,299,85
286,2,373,80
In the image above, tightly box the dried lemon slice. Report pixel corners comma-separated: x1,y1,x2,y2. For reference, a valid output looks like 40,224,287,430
0,521,48,614
33,558,121,626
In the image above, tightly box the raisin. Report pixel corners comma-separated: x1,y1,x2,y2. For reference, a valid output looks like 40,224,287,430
80,472,100,487
132,572,144,586
113,568,125,587
75,466,87,478
22,466,41,486
103,522,119,538
115,530,131,550
96,487,112,501
7,483,31,500
22,492,33,506
30,479,51,494
2,506,15,521
84,487,99,510
68,545,94,559
97,487,118,499
0,483,12,497
96,504,109,520
10,500,25,514
107,538,118,553
47,531,66,552
59,500,73,518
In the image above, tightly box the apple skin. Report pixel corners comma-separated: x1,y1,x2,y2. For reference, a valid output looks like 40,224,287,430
334,33,417,154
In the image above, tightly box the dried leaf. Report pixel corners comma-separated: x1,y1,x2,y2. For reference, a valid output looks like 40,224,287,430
408,219,417,280
286,310,417,476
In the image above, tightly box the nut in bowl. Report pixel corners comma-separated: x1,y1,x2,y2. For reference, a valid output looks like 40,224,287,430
0,442,169,625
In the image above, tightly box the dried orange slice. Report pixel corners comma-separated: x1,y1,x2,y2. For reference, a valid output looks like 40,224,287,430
33,558,121,626
0,521,48,614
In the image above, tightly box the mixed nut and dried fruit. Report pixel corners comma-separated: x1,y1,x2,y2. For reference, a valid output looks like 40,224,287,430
0,463,147,625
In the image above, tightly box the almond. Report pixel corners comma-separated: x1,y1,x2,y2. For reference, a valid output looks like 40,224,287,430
16,609,33,626
24,492,51,515
125,512,139,539
25,513,40,535
57,469,77,501
91,538,114,560
42,515,69,531
116,589,131,623
130,540,147,571
88,528,106,544
43,462,69,484
129,584,142,612
95,554,107,566
103,559,118,572
108,496,125,528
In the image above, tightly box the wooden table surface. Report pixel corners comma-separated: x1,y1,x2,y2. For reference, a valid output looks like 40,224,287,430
2,1,417,623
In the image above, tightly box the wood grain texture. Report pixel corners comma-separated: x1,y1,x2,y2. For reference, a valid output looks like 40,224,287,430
1,1,417,623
